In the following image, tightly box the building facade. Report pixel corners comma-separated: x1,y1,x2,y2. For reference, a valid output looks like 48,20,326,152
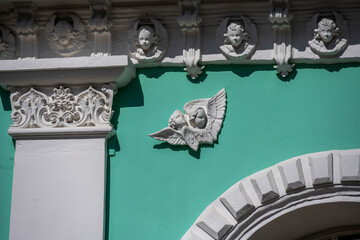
0,0,360,240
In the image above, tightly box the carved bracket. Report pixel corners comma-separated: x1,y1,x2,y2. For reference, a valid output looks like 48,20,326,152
89,0,112,56
13,2,38,59
177,0,203,79
9,85,115,129
269,0,294,77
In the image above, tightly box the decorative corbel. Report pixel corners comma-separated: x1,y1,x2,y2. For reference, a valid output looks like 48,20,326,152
177,0,203,79
269,0,294,77
89,0,112,56
13,2,38,59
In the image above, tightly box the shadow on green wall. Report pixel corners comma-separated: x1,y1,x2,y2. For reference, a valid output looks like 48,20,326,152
0,87,11,111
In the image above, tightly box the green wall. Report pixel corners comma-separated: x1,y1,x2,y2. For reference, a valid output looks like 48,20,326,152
1,64,360,240
0,88,14,240
107,64,360,240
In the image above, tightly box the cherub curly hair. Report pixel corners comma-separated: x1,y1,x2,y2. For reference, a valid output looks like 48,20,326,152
314,18,341,42
223,22,249,44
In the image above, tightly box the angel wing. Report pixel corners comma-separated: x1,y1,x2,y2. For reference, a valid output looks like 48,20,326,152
205,88,226,141
46,15,56,34
182,127,214,151
333,11,348,39
307,13,319,41
149,127,186,145
71,14,85,32
216,17,229,47
242,16,257,47
184,89,227,141
151,18,168,51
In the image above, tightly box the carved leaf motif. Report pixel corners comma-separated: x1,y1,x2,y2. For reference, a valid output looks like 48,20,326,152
10,86,114,128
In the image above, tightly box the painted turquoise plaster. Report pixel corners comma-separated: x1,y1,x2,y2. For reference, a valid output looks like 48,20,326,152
0,88,14,240
107,64,360,240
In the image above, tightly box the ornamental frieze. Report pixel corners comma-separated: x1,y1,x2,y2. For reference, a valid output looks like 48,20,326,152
9,86,114,128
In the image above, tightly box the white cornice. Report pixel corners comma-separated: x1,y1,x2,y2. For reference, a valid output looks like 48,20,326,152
0,0,360,81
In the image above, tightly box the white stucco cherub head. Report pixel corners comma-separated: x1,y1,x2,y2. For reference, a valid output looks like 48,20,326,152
54,20,75,47
136,25,159,52
168,110,188,130
224,22,248,48
307,12,348,56
216,17,257,60
315,18,339,44
128,19,168,62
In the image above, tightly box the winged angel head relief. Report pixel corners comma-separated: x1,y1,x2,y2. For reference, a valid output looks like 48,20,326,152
149,89,227,151
46,14,86,56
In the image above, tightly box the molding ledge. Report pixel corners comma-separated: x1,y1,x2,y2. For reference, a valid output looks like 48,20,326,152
0,56,135,88
181,149,360,240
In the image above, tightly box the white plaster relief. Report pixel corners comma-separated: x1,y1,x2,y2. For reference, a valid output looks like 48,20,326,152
307,12,348,56
220,183,255,221
0,26,16,59
181,149,360,240
250,170,280,204
339,153,360,182
89,0,112,56
9,85,114,128
309,153,333,186
178,0,203,79
46,14,86,57
216,17,257,60
269,0,294,77
149,89,226,151
128,19,168,63
278,158,306,192
196,207,233,240
13,3,38,59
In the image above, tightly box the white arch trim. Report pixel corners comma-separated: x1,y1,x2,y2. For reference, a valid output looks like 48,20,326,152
181,149,360,240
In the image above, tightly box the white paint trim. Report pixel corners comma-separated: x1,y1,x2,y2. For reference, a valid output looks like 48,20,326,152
181,149,360,240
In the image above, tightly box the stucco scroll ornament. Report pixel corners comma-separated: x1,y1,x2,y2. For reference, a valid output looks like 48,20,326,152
128,19,168,63
149,89,226,151
0,26,16,59
10,86,113,128
46,14,86,56
216,17,257,60
307,12,348,56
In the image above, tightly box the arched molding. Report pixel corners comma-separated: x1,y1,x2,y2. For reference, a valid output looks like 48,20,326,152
181,149,360,240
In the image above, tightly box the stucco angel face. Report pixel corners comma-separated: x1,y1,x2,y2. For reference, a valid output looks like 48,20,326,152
138,27,155,51
193,108,207,129
226,23,245,47
54,21,74,46
318,19,336,44
169,110,188,130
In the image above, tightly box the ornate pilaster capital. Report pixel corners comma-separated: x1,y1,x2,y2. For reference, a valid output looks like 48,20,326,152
89,0,112,56
177,0,203,79
8,84,116,139
13,2,38,58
